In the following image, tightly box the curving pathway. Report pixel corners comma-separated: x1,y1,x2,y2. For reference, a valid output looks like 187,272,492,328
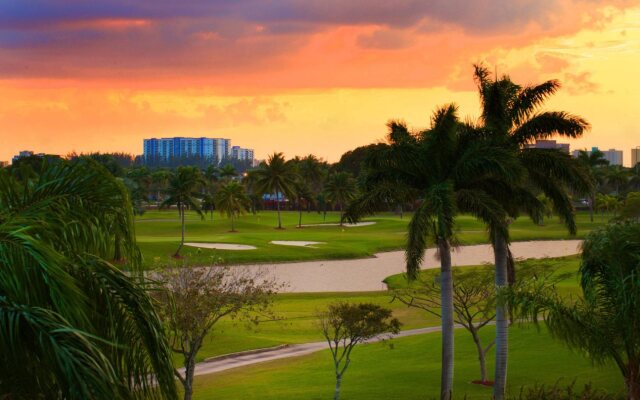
229,240,582,293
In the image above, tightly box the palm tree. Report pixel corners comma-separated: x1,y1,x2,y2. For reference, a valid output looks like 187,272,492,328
253,153,299,229
472,64,592,399
0,158,177,399
510,222,640,399
161,166,205,257
346,109,517,400
151,169,171,206
298,154,328,210
294,179,317,228
605,165,630,195
576,149,609,221
324,172,358,225
214,181,250,232
204,164,220,185
219,164,238,181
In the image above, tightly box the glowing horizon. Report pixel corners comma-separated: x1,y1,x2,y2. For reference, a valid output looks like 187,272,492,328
1,1,639,166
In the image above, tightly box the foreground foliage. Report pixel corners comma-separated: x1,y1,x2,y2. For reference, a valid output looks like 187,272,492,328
511,222,640,399
0,159,177,399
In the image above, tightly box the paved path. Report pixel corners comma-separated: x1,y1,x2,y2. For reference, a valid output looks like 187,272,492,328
186,325,464,377
230,240,582,292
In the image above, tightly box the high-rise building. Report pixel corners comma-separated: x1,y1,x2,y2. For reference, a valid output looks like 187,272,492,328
632,146,640,167
143,137,252,165
601,148,623,166
525,139,570,153
231,146,254,161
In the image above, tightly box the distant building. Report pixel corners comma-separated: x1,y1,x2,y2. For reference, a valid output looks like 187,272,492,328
601,148,624,166
525,140,569,153
0,161,9,168
11,150,48,164
143,137,252,165
632,147,640,167
572,147,624,166
231,146,254,162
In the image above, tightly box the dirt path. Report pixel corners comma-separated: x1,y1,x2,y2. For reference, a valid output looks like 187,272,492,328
231,240,582,292
187,325,460,377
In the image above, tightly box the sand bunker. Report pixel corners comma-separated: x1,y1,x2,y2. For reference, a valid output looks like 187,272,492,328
301,222,376,228
185,242,257,250
270,241,326,247
220,240,583,292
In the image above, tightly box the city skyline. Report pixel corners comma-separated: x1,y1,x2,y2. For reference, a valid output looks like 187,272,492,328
1,1,639,165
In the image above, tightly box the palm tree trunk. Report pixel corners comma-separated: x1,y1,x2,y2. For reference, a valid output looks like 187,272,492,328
339,203,344,226
589,193,594,222
298,206,303,228
276,191,282,229
175,204,185,257
231,213,235,232
438,238,454,400
493,234,509,399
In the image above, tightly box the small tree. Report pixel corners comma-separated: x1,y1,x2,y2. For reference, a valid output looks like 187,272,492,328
393,268,496,383
318,302,401,400
155,265,280,400
214,181,251,232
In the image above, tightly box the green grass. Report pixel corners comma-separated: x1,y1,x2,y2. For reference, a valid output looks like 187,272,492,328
184,257,583,363
136,210,609,269
191,325,623,399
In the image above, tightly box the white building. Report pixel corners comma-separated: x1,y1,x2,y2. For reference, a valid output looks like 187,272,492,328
572,147,623,166
525,139,570,153
231,146,255,161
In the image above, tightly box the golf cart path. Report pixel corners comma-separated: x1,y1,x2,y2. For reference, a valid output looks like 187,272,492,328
230,240,582,292
188,325,464,378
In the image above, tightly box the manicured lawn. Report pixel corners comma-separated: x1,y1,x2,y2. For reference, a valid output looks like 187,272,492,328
191,325,623,399
185,257,583,362
136,210,609,269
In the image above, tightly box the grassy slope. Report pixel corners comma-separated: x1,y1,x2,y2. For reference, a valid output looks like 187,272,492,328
192,325,623,399
136,210,609,268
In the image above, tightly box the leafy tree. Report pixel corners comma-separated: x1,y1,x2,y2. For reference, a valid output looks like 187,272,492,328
214,181,251,232
253,153,299,229
318,302,400,400
151,169,172,205
324,172,358,225
346,109,518,400
393,268,497,383
472,63,592,399
161,166,205,257
155,265,279,400
296,154,329,211
509,222,640,399
0,158,177,399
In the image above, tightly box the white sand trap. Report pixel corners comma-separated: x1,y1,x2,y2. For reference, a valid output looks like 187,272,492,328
270,241,326,247
218,240,583,292
185,242,257,250
301,222,376,228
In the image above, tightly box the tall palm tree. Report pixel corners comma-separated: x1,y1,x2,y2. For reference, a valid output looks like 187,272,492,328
605,165,630,195
204,164,220,185
510,222,640,399
214,181,250,232
161,166,205,257
472,64,592,399
151,169,171,206
0,158,177,399
346,109,518,400
576,149,609,221
253,153,299,229
324,172,358,226
298,154,328,210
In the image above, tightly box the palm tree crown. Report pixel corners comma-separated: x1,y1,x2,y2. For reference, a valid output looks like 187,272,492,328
253,153,299,229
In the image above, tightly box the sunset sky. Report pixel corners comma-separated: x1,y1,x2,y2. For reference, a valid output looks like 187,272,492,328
1,1,639,165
